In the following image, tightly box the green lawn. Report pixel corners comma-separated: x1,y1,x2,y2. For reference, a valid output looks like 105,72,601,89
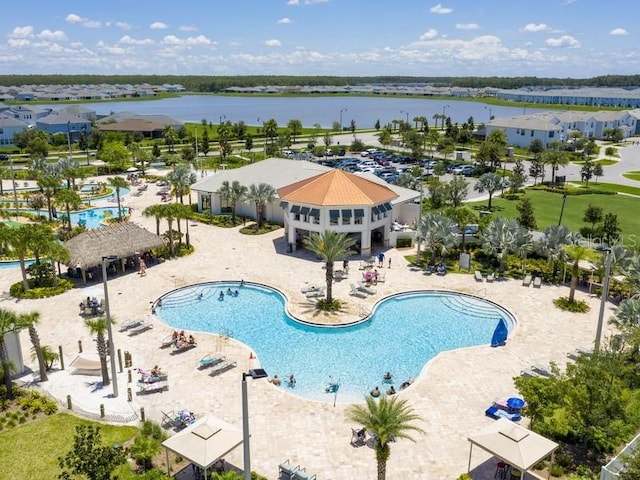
622,171,640,182
572,181,640,196
467,190,640,236
0,413,138,480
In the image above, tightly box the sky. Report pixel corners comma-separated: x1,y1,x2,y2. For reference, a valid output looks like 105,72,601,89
3,0,640,79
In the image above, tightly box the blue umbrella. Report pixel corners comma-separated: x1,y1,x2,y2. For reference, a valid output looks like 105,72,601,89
491,318,509,347
507,397,525,410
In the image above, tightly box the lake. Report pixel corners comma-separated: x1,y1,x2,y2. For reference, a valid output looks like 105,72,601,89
40,95,547,128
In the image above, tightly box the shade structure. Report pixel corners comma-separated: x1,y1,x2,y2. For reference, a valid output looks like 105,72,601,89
162,415,244,475
468,418,558,474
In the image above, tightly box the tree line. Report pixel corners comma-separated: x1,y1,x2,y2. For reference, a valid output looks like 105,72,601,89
2,74,640,91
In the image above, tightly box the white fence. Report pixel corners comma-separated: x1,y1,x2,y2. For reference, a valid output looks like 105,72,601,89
601,432,640,480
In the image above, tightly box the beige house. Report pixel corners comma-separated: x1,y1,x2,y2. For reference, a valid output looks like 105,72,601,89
191,159,421,254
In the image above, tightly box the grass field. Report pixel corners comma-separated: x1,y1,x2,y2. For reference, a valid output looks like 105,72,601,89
0,413,138,480
467,189,640,237
622,171,640,182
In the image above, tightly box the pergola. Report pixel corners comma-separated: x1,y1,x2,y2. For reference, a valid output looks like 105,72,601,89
467,418,559,479
162,415,244,478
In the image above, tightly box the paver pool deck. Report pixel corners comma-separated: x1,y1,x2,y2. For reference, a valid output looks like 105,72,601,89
5,182,612,480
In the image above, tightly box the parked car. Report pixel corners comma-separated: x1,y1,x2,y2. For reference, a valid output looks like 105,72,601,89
452,165,476,176
337,149,346,156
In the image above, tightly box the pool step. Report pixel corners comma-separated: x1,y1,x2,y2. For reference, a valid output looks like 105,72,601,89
441,295,504,320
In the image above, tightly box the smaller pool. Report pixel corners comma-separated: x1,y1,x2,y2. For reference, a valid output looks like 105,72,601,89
24,207,128,229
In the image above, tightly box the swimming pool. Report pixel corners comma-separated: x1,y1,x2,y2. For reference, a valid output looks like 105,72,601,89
155,282,515,402
25,206,128,229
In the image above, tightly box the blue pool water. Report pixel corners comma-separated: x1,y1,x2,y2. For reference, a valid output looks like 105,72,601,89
156,282,515,402
25,206,128,229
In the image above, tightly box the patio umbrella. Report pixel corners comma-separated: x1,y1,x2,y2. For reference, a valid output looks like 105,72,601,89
507,397,526,410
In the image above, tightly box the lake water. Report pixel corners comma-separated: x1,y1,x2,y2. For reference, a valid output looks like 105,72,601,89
40,95,546,129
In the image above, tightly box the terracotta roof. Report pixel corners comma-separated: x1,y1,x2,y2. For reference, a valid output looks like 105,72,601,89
277,169,398,206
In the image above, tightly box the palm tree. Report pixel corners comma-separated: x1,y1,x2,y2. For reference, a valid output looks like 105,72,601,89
142,204,163,236
474,172,508,210
37,173,61,221
20,311,47,382
542,147,570,184
107,176,128,221
609,297,640,355
54,188,82,230
163,126,178,153
481,216,532,273
161,203,178,257
85,317,111,387
172,203,193,248
536,225,574,279
246,183,276,229
564,244,594,303
166,163,197,204
304,230,355,304
415,212,457,266
229,181,248,223
445,207,477,249
347,396,424,480
56,156,82,190
0,308,19,397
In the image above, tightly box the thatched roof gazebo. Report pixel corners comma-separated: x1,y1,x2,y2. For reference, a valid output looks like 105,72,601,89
64,222,165,283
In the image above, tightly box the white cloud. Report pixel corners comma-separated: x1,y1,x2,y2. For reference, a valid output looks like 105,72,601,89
520,23,550,33
37,30,67,41
115,22,132,30
610,28,628,36
278,17,293,24
150,22,168,30
265,39,282,47
8,26,34,38
430,3,452,14
65,13,101,28
287,0,299,4
161,34,213,46
419,29,438,40
119,35,155,46
179,25,198,32
456,23,479,30
304,0,329,3
185,35,212,46
545,35,580,48
8,38,32,48
95,40,126,55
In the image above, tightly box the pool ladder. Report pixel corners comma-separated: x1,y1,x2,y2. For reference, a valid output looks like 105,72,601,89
359,305,370,317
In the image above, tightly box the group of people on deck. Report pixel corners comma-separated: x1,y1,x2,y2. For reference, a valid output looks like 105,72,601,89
171,330,196,349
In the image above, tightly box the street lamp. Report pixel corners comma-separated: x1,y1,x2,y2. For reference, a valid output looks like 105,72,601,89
558,192,568,226
484,106,492,121
82,125,89,166
339,108,347,131
101,255,119,398
219,114,226,126
415,181,424,263
594,247,613,353
401,109,409,125
241,369,268,480
67,121,73,159
442,105,450,130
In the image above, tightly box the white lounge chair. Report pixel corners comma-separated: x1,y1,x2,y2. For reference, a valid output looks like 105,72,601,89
349,283,367,298
119,319,143,332
532,364,554,377
279,459,300,480
306,286,325,298
129,321,153,336
301,284,319,294
209,360,237,377
486,272,496,283
533,276,542,288
523,274,532,287
198,353,225,370
357,281,376,295
474,271,483,282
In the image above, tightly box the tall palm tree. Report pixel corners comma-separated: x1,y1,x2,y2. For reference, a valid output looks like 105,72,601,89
304,230,355,304
445,207,477,249
609,297,640,355
474,172,508,210
85,317,111,387
216,180,231,213
415,212,457,266
172,203,193,248
20,311,47,382
536,224,574,279
54,188,82,230
246,183,276,228
0,308,19,397
166,163,197,204
564,244,595,303
161,203,178,257
347,396,425,480
542,146,569,184
108,176,128,221
163,125,178,153
37,173,61,221
481,216,532,273
142,204,164,236
56,156,81,190
229,181,248,223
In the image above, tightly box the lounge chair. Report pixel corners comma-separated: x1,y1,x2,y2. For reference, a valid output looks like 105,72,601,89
209,360,237,377
486,272,496,283
522,274,532,287
278,459,300,480
474,271,484,282
161,409,195,430
485,405,521,422
160,335,175,349
305,286,325,298
531,364,554,377
137,381,168,395
423,265,433,275
567,348,592,361
129,321,153,336
198,353,225,370
376,272,386,283
171,341,197,354
533,276,542,288
300,284,319,294
119,319,143,332
292,469,316,480
351,427,367,447
349,283,367,298
519,368,542,378
357,281,376,295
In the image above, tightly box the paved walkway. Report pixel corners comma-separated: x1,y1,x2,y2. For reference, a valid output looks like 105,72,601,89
7,179,614,480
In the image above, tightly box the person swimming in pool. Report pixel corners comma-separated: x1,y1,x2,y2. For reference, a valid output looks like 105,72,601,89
370,386,381,398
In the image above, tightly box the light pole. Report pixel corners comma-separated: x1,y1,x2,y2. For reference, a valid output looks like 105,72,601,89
484,106,492,121
415,181,424,263
558,192,567,226
442,105,450,130
339,108,347,132
67,121,73,159
82,125,89,166
101,255,119,398
219,114,226,126
595,247,613,353
241,369,268,480
401,109,409,125
523,104,528,116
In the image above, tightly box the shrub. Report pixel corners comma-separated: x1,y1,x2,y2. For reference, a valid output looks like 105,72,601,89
553,297,591,313
10,278,73,299
550,464,565,477
456,474,473,480
396,237,413,248
315,298,342,311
